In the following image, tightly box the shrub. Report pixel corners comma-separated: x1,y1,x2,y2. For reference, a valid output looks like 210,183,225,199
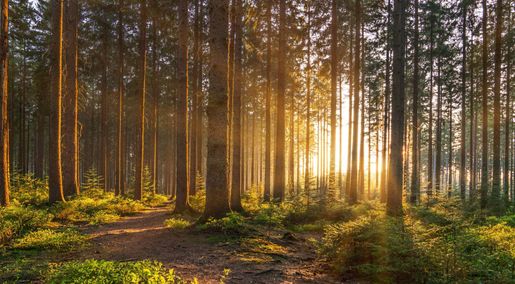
47,259,188,284
198,212,252,235
0,206,52,245
13,228,86,251
10,173,48,206
164,218,191,230
143,193,169,207
252,203,288,227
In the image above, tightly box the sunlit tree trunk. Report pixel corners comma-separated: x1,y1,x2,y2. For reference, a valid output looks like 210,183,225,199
62,0,79,197
459,0,467,201
329,0,337,195
264,0,272,202
100,22,108,191
273,0,286,202
480,0,489,209
427,6,434,198
151,7,159,194
116,0,125,196
190,0,201,196
490,0,503,212
410,0,420,204
349,0,361,205
231,0,243,212
505,9,512,205
304,3,311,203
175,0,190,212
380,0,391,203
49,0,65,203
134,0,147,201
204,0,231,219
0,0,9,207
386,0,407,216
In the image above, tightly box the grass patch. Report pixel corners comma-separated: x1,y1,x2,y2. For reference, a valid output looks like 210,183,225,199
47,259,190,283
164,217,191,230
12,228,86,251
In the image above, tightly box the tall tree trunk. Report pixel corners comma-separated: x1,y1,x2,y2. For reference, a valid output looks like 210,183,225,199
490,0,503,212
134,0,147,201
427,6,434,198
469,35,476,199
204,0,231,219
100,22,108,191
504,9,511,205
349,0,361,205
191,0,201,196
459,0,467,200
436,54,442,195
410,0,420,204
264,0,272,202
0,0,9,207
273,0,286,202
329,0,337,195
151,7,159,194
116,0,125,196
49,0,65,203
175,0,190,212
231,0,243,212
380,0,391,203
386,0,407,216
480,0,489,209
304,3,311,203
63,0,79,197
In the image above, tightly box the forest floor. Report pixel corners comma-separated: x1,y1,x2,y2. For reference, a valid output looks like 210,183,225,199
63,205,338,284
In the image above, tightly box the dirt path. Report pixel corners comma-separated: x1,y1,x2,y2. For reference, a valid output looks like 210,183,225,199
67,206,338,284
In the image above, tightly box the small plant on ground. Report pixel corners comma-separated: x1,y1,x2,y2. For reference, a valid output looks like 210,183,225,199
164,217,191,230
13,228,86,251
47,259,190,284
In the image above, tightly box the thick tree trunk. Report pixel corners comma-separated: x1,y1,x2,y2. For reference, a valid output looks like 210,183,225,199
349,0,361,205
490,0,503,212
380,0,391,203
480,0,489,209
304,4,311,203
190,0,201,196
273,0,286,202
329,0,337,194
264,0,272,202
410,0,420,204
49,0,65,203
204,0,231,219
231,0,243,212
459,1,467,200
386,0,407,216
0,0,9,207
175,0,190,212
116,0,125,196
63,0,79,197
134,0,147,201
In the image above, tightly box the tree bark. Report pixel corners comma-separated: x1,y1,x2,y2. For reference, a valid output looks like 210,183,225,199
386,0,407,216
410,0,420,204
459,0,467,200
273,0,286,202
49,0,65,203
134,0,147,201
175,0,190,212
204,0,231,219
0,0,9,206
264,0,272,202
231,0,243,212
480,0,489,210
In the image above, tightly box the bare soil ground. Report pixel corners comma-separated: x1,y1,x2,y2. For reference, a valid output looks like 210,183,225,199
65,206,338,284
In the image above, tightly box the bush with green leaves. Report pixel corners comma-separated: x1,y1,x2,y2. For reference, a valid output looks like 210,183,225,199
47,260,189,284
13,228,86,251
10,172,48,206
0,206,52,246
198,212,252,235
164,217,191,230
320,200,515,283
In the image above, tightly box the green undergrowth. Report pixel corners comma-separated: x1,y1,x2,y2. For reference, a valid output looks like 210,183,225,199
319,198,515,283
47,259,194,284
13,228,86,251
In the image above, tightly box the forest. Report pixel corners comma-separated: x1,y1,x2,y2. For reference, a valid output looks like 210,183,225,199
0,0,514,283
